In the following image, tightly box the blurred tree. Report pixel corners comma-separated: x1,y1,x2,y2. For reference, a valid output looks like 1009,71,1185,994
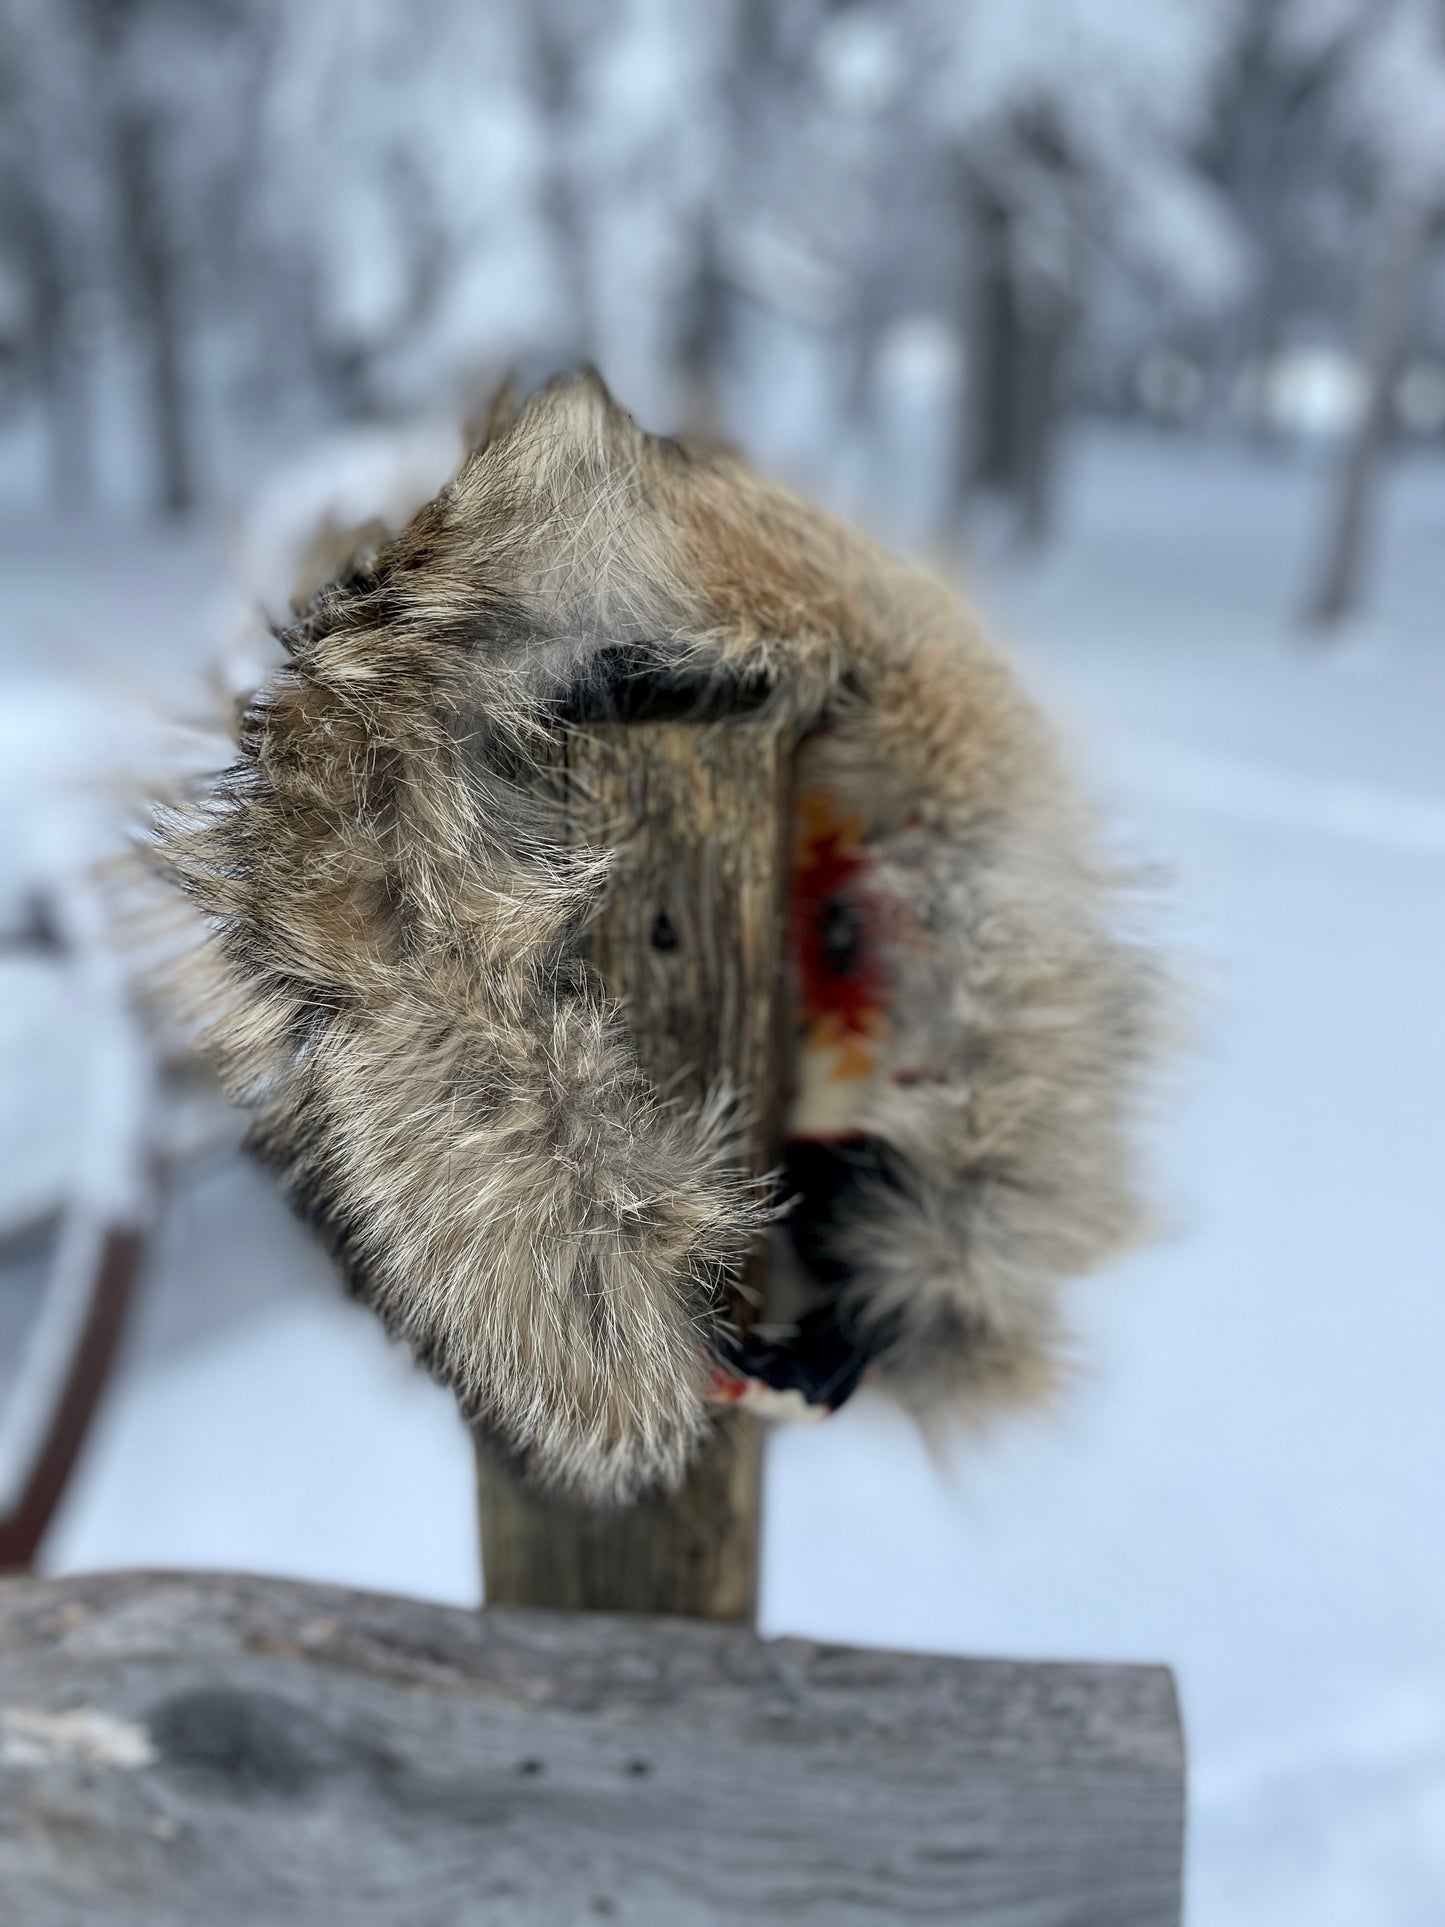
0,0,1435,599
111,100,191,515
1291,0,1445,628
1204,0,1369,441
0,0,107,503
258,0,566,422
717,1,945,517
555,0,739,428
914,0,1250,543
0,0,279,516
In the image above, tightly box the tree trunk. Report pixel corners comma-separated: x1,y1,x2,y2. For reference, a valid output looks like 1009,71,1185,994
114,110,193,518
475,714,793,1621
968,187,1021,498
1303,183,1426,631
21,199,91,507
956,172,1074,549
1013,270,1071,548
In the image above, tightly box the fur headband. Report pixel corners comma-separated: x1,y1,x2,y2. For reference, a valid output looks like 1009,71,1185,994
156,373,1161,1503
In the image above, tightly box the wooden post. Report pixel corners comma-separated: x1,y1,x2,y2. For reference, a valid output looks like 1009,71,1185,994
475,715,792,1621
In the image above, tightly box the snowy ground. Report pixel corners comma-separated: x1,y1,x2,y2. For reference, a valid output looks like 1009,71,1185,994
4,430,1442,1925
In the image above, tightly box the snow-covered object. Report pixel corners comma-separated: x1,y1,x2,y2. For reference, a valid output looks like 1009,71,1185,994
228,420,467,615
914,0,1252,311
563,0,737,425
213,417,471,711
0,961,89,1235
0,864,151,1534
0,684,160,1237
0,684,172,936
258,0,568,409
1345,0,1445,197
1281,0,1445,197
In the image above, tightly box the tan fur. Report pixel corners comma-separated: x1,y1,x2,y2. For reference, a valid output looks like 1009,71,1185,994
153,372,1163,1501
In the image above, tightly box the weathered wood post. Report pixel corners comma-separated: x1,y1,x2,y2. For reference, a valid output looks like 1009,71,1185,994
474,714,792,1620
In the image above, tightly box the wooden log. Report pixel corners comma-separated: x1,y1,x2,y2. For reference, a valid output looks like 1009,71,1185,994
475,716,792,1621
0,1570,1186,1926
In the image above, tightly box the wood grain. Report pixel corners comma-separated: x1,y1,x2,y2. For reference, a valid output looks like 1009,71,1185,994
0,1570,1186,1925
476,717,793,1621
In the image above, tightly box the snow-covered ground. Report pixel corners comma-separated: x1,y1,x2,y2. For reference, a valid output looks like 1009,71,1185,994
5,430,1442,1925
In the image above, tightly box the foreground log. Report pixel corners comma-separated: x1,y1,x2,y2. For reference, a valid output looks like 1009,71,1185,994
0,1570,1185,1925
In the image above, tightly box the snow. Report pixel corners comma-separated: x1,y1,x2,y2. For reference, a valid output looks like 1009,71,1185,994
4,429,1442,1922
44,1159,480,1603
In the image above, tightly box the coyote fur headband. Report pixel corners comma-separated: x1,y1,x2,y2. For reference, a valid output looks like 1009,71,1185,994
157,373,1160,1503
